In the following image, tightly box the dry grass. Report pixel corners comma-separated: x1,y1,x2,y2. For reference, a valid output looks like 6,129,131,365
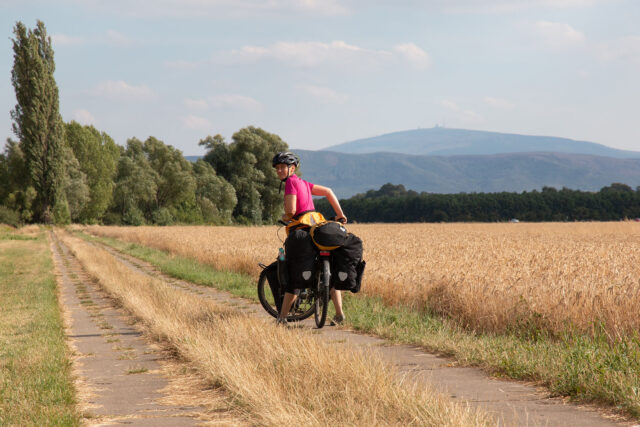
85,222,640,339
17,224,41,235
59,230,489,426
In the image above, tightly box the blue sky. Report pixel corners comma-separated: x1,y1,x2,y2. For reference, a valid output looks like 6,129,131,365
1,0,639,156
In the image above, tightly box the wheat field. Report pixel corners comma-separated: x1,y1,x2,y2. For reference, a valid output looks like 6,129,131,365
85,222,640,339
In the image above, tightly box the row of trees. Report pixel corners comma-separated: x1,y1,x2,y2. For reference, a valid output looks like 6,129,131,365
1,121,290,226
0,21,289,227
315,183,640,223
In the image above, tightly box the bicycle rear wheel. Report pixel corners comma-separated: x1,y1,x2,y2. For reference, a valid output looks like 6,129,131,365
257,268,315,321
314,259,330,328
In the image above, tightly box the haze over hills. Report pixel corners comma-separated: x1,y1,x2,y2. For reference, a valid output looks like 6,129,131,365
323,127,640,159
295,150,640,198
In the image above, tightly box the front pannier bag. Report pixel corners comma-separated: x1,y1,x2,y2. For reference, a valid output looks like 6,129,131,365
310,221,348,251
331,233,366,293
263,262,282,312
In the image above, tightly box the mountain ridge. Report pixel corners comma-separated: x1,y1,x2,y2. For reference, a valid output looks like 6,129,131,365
187,127,640,198
295,150,640,198
322,127,640,159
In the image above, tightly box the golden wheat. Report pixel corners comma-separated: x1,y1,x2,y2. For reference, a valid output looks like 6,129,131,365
85,222,640,338
59,230,489,426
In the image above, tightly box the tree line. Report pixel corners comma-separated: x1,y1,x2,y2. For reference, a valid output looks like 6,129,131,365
0,21,289,227
315,182,640,223
0,121,289,227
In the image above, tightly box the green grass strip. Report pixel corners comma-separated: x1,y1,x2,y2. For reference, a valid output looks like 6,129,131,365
77,230,640,419
0,229,79,426
75,232,257,301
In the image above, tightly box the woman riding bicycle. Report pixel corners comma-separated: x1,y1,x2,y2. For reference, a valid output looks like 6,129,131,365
273,151,347,326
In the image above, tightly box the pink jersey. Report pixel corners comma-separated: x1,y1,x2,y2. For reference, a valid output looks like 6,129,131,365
285,174,315,215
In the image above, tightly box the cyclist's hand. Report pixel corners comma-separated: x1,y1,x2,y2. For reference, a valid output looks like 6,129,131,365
336,215,347,224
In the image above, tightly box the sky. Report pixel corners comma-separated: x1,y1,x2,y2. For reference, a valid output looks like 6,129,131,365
1,0,639,156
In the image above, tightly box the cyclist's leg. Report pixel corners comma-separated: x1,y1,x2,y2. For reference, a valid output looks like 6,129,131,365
330,288,344,319
278,292,298,320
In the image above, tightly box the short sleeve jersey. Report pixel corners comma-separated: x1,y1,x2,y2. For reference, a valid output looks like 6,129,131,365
284,174,315,214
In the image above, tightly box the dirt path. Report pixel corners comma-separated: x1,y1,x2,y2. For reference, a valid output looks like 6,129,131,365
59,232,633,426
51,233,248,426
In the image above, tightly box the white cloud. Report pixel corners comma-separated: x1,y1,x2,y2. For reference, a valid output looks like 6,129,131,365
94,80,156,100
208,94,263,112
219,40,429,69
105,30,130,47
442,0,600,13
73,109,97,125
595,36,640,63
74,0,351,18
533,21,585,48
184,98,209,109
289,0,350,15
484,96,515,110
299,84,349,104
393,43,431,69
51,30,132,48
441,99,484,123
182,95,263,111
441,100,460,110
228,40,384,67
51,34,86,46
228,45,272,62
183,115,213,131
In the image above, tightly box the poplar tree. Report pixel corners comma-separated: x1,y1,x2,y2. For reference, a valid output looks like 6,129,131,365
10,21,65,223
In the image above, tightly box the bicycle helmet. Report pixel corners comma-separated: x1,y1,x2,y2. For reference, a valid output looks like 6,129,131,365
272,151,299,168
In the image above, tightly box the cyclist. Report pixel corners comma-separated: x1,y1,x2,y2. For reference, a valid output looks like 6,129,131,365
272,151,347,326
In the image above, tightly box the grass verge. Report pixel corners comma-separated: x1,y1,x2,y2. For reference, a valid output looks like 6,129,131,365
76,229,640,419
0,228,79,426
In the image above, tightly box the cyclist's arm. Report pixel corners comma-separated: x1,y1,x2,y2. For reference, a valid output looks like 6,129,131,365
283,194,296,221
312,185,347,223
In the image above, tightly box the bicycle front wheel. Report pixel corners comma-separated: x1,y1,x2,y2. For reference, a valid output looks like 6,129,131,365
314,259,330,328
257,267,280,318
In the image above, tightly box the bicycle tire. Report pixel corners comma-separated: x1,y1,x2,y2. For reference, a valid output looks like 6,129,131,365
257,268,315,321
314,259,330,328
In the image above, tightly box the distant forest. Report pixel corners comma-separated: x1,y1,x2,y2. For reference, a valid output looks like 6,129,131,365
316,183,640,223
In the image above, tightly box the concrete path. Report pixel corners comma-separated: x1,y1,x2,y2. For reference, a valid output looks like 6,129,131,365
65,232,635,427
51,233,245,426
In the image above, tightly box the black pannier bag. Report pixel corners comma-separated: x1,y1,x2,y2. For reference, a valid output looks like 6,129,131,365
331,233,366,293
310,221,348,251
263,261,283,312
285,229,316,289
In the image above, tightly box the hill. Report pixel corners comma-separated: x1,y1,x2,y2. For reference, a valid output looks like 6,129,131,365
296,150,640,198
323,127,640,159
